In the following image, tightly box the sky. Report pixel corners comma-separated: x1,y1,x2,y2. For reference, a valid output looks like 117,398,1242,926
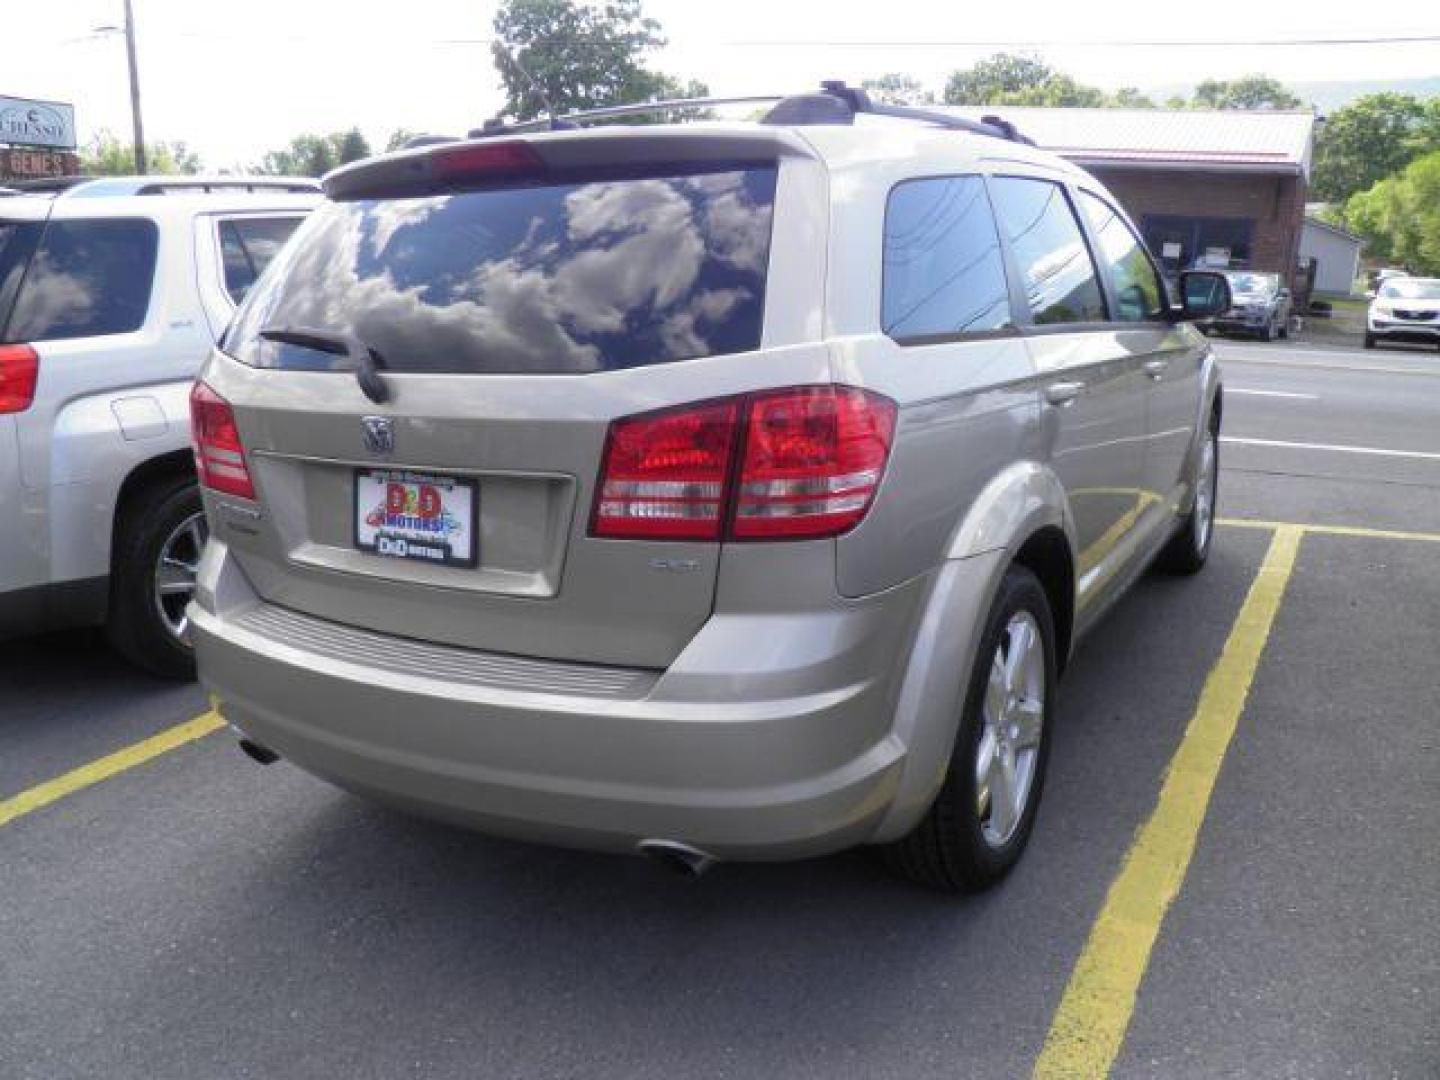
8,0,1440,169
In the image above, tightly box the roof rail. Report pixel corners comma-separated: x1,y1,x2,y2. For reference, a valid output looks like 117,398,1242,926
58,176,321,199
468,95,783,138
469,82,1032,145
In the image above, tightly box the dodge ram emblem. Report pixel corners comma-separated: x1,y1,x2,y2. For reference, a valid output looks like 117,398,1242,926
361,416,395,456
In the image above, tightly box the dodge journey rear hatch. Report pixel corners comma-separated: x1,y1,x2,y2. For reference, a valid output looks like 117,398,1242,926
199,130,840,669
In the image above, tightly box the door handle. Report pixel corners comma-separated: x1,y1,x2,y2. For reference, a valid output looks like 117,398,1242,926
1142,359,1170,379
1043,381,1085,406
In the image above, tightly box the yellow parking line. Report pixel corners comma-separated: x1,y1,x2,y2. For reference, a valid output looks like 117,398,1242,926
1220,517,1440,544
0,710,225,829
1033,525,1304,1079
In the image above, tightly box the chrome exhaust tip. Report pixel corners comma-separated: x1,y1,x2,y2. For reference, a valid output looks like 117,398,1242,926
637,839,716,879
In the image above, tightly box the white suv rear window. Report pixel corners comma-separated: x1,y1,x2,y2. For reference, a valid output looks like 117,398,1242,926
2,219,158,342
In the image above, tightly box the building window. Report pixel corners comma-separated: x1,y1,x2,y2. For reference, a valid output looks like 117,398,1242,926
1141,215,1254,283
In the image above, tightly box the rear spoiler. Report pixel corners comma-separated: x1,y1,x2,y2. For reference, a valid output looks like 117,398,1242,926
322,127,816,201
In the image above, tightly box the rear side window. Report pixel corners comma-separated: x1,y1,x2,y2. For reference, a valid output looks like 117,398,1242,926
988,177,1106,326
219,217,302,303
1078,192,1167,322
0,221,43,337
226,166,777,374
882,175,1012,342
2,219,158,343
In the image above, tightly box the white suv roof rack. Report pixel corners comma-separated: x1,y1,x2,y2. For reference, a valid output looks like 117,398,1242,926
55,176,320,199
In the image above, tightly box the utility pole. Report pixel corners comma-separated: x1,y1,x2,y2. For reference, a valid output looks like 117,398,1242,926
122,0,145,173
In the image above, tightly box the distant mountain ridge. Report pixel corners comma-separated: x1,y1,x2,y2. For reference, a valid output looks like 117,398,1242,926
1143,77,1440,112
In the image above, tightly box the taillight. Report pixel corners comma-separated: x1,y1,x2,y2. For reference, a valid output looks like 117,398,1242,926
190,381,256,499
732,387,896,539
0,344,39,414
591,400,740,540
590,387,896,542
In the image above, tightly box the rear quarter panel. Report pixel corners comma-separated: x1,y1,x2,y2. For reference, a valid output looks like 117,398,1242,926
815,144,1046,597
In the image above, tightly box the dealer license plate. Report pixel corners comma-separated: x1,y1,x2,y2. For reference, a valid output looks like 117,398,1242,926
354,469,478,568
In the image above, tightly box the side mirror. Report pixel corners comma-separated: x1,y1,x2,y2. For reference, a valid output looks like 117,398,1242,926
1177,271,1231,321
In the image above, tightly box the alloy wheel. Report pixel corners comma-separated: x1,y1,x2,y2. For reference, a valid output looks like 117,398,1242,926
152,511,208,644
975,610,1046,847
1194,432,1217,555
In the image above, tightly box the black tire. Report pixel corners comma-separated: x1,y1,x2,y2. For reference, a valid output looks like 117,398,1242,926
106,476,203,680
883,565,1057,893
1364,333,1377,350
1158,421,1218,575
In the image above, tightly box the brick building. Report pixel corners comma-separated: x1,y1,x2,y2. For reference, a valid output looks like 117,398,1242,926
945,106,1318,286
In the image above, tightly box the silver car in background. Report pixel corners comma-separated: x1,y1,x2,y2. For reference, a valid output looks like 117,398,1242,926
188,87,1230,890
1208,271,1292,340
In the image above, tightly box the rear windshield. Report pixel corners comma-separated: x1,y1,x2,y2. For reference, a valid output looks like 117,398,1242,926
0,219,158,343
225,165,778,374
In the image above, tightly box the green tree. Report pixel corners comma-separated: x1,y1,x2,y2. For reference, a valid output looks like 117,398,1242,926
80,131,202,175
385,128,418,152
944,53,1060,104
257,128,372,176
491,0,702,122
1191,75,1301,110
942,52,1138,108
863,73,935,106
1338,149,1440,274
1111,87,1155,109
1312,94,1430,202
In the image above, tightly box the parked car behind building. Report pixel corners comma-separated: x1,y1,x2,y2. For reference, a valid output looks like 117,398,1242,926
1205,271,1293,340
0,176,319,677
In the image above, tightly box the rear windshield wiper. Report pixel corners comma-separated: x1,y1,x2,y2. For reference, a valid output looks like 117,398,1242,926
258,326,390,404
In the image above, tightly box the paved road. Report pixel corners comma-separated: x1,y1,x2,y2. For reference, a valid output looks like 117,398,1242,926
2,338,1437,1078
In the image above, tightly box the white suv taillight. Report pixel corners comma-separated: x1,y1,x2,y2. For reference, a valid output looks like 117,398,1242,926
0,344,39,414
190,381,256,499
590,386,896,542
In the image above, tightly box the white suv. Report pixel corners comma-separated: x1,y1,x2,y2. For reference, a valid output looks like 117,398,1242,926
0,176,319,677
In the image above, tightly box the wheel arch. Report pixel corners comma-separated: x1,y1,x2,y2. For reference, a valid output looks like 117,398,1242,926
1012,526,1075,674
111,449,197,568
871,462,1077,843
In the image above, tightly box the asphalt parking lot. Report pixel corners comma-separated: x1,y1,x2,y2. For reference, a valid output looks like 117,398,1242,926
3,338,1438,1079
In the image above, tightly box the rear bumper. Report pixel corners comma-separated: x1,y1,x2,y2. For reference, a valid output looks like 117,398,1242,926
190,541,968,861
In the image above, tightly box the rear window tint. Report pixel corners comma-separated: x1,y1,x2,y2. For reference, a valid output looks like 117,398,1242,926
0,221,43,337
883,175,1012,342
226,166,777,374
219,216,303,303
3,219,158,342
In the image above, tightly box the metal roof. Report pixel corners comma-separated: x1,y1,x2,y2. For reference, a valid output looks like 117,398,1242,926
1303,215,1361,243
940,106,1317,178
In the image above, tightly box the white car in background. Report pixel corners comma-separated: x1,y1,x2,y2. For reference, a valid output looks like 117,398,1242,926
1365,277,1440,351
0,176,319,677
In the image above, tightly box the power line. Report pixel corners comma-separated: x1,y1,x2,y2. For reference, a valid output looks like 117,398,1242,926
47,30,1440,48
722,34,1440,48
